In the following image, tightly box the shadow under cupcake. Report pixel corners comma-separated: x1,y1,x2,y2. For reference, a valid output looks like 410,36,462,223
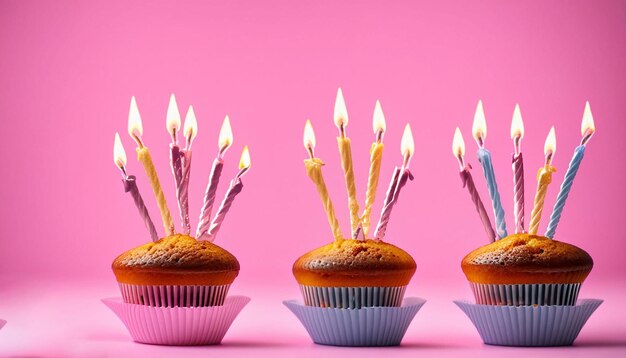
455,233,602,347
285,238,426,347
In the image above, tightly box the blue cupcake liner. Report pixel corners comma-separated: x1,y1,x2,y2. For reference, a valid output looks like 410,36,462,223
284,296,425,346
455,298,602,346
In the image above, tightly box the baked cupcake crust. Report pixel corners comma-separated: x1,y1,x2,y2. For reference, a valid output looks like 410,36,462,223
462,233,593,284
293,239,416,287
113,234,239,285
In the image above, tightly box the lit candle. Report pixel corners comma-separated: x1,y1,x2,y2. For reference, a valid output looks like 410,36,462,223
166,94,187,232
113,132,159,241
528,127,557,235
511,104,526,233
360,100,386,237
374,123,415,241
128,96,174,235
334,88,360,237
180,105,197,234
197,116,233,240
303,120,343,241
206,146,251,241
545,102,596,239
453,128,496,242
473,100,508,238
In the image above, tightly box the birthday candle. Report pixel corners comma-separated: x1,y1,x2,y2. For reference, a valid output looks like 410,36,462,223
197,116,233,240
334,88,360,237
510,104,526,233
181,105,197,234
472,100,508,238
303,120,343,241
127,96,175,235
360,100,386,237
113,133,158,241
528,127,557,235
374,124,414,241
453,128,496,242
166,94,188,233
545,102,596,239
207,146,251,241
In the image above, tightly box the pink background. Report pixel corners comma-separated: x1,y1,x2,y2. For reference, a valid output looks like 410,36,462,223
0,0,625,356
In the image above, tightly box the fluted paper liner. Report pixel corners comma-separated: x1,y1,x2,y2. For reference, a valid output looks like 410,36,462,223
300,285,406,308
103,295,250,345
455,298,602,346
284,297,425,346
470,282,580,306
119,283,231,307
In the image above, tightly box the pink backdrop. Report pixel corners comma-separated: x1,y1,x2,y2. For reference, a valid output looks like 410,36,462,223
0,0,625,356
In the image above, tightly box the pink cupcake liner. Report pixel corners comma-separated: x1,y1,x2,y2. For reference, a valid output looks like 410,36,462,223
284,297,425,346
119,283,230,307
299,285,406,308
470,282,581,306
455,298,602,346
103,295,250,345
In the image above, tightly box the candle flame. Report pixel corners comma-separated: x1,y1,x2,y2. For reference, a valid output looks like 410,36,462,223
581,101,595,136
544,126,557,157
113,132,127,169
184,105,198,143
510,104,525,139
373,100,386,134
218,115,233,151
128,96,143,142
401,123,414,159
166,94,181,135
334,87,349,129
239,145,251,169
452,127,465,157
303,119,316,151
472,100,487,143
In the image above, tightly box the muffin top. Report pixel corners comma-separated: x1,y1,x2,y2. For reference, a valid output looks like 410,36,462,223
293,239,416,287
462,233,593,284
113,234,239,285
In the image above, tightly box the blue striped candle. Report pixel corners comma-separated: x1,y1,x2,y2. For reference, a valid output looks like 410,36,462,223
545,101,595,239
478,148,508,238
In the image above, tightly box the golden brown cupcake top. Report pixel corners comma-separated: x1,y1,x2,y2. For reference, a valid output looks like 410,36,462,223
462,233,593,284
293,239,416,287
112,234,239,285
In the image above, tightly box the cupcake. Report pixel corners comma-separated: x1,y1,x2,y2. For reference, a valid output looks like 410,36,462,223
293,238,416,309
113,234,239,307
462,233,593,306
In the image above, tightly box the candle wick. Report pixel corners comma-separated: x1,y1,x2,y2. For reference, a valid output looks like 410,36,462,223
185,134,193,151
132,133,145,149
119,165,128,179
456,154,466,171
340,123,346,138
476,136,485,148
545,151,553,166
402,152,411,169
218,144,229,159
514,136,521,156
376,129,384,143
307,145,315,160
236,166,249,179
581,130,594,146
171,128,178,146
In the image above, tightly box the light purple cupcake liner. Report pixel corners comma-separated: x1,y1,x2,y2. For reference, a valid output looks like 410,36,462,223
470,282,581,306
119,283,231,307
299,285,406,308
284,297,426,346
103,295,250,345
455,298,602,346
